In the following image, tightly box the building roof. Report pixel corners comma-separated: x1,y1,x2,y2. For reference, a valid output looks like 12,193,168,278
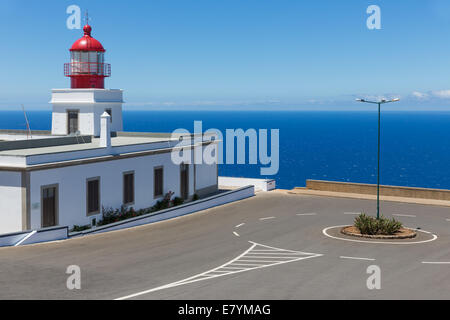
0,132,216,169
70,25,105,52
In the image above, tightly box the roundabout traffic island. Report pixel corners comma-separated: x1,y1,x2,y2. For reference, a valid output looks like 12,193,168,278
341,225,416,239
323,213,437,244
340,213,416,240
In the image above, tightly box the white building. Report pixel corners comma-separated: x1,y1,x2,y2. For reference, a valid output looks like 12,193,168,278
0,24,218,235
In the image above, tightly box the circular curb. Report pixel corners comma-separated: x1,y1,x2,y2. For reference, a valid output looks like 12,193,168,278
322,225,437,245
341,226,417,240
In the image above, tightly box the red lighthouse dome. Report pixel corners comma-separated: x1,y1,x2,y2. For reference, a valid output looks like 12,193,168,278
64,24,111,89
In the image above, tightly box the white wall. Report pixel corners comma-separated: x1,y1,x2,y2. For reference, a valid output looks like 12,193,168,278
52,103,123,136
195,163,218,191
28,151,199,229
0,171,23,234
194,144,218,194
51,89,123,136
219,177,276,192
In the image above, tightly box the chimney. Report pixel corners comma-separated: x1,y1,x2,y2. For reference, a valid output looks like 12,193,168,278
100,112,111,148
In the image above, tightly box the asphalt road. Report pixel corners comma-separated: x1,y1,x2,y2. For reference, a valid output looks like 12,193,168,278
1,191,450,300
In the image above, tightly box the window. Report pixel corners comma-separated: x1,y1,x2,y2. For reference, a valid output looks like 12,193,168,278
67,110,79,134
154,167,163,198
105,108,112,122
87,178,100,215
123,172,135,205
41,184,58,228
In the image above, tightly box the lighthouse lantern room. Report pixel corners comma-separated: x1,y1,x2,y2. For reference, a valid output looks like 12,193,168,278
64,24,110,89
51,23,123,137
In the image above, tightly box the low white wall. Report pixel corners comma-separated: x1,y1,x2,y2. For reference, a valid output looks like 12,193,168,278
71,185,255,236
19,226,68,246
219,176,276,192
0,230,29,247
0,226,68,247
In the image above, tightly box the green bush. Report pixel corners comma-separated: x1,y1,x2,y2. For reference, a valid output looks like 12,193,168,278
97,191,177,227
354,213,402,235
172,197,184,206
70,224,91,232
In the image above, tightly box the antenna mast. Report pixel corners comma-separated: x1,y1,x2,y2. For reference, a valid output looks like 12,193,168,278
21,104,32,139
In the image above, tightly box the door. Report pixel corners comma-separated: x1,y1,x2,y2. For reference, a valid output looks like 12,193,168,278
180,163,189,200
67,111,79,134
42,186,58,228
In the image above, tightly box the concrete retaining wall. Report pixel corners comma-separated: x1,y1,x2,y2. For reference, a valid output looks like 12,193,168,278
305,180,450,201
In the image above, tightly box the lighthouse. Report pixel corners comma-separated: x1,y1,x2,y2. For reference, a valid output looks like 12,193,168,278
51,23,123,136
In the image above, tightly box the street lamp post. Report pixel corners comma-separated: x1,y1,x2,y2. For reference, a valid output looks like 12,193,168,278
356,98,400,219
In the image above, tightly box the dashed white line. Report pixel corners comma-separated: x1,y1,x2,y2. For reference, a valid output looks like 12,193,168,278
296,213,317,216
422,261,450,265
340,256,376,261
235,223,245,228
233,231,240,237
344,212,361,215
259,216,276,221
115,241,322,300
393,214,416,218
446,219,450,222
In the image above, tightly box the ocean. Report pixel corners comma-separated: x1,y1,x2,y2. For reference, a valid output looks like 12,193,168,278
1,110,449,190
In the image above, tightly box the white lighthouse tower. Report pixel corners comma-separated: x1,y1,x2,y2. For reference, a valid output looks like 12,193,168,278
51,23,123,136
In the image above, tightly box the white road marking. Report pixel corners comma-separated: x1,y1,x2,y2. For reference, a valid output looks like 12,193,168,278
235,223,245,228
233,232,240,237
340,256,375,261
115,241,322,300
344,212,361,215
247,252,307,255
422,261,450,265
446,219,450,222
296,213,317,216
14,230,37,246
322,225,438,245
393,214,416,218
259,216,276,221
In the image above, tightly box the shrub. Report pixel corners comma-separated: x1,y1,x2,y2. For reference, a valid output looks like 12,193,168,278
354,213,402,235
97,191,180,227
173,197,184,206
70,224,91,232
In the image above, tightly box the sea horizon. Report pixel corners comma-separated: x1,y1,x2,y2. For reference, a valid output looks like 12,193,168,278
1,109,449,190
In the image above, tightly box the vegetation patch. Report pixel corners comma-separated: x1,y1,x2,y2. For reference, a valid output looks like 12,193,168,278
340,213,416,239
96,191,187,227
70,224,91,232
354,213,403,235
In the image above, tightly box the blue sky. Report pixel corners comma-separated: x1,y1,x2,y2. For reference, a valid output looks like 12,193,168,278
1,0,450,110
